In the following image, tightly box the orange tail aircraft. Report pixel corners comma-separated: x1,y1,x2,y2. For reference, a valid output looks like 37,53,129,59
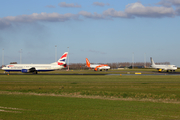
86,58,110,71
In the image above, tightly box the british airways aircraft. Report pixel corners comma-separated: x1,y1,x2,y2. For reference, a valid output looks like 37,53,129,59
86,58,110,71
2,52,68,74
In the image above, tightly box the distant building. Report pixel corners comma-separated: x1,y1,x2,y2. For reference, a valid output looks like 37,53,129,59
128,66,145,69
10,62,17,64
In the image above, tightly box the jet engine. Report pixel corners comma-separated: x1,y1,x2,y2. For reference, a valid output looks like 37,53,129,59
21,69,29,73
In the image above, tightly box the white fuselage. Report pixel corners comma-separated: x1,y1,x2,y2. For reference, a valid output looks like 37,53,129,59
151,64,177,71
89,64,110,70
2,63,64,72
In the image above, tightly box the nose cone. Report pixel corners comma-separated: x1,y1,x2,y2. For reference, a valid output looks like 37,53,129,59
107,66,110,69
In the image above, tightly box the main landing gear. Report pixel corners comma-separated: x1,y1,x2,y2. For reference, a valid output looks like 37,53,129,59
33,71,38,74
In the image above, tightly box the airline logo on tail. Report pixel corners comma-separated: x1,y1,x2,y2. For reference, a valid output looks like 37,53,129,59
57,52,68,65
86,58,91,67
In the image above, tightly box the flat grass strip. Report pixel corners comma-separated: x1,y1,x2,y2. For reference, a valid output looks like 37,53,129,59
1,93,180,120
0,91,180,104
1,75,180,102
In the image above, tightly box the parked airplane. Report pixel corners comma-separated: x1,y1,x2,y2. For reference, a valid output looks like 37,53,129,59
86,58,110,71
2,52,68,74
150,57,177,72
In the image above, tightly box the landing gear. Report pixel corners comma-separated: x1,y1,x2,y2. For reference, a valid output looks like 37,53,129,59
100,69,102,71
33,71,38,74
167,70,175,73
5,71,10,75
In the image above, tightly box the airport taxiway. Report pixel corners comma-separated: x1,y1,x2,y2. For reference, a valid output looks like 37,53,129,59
0,73,180,76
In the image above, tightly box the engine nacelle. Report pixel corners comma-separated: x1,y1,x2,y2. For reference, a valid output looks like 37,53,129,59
64,64,67,68
21,69,29,73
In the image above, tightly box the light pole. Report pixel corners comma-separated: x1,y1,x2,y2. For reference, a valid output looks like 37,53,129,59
67,47,69,71
132,52,134,69
55,45,57,62
2,49,4,67
20,49,22,64
144,53,146,68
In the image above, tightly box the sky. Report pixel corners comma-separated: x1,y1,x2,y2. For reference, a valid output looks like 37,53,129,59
0,0,180,66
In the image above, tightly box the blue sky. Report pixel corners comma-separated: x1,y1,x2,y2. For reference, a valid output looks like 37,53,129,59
0,0,180,66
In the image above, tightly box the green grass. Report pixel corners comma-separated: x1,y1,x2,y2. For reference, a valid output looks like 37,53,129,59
1,75,180,100
1,75,180,119
1,94,180,120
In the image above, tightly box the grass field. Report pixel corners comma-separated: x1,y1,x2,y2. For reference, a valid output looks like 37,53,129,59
1,74,180,119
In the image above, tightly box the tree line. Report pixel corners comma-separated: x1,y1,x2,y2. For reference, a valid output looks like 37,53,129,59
69,62,170,70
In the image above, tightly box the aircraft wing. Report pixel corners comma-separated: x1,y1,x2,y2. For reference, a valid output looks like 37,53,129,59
21,67,36,73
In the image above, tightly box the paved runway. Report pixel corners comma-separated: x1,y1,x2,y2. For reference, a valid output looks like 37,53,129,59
107,74,180,76
0,73,106,75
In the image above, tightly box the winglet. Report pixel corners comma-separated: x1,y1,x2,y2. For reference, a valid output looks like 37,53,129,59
86,58,91,67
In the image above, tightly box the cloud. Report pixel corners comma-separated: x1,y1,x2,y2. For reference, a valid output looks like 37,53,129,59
45,5,56,8
125,2,175,18
0,1,179,29
79,11,105,19
157,0,180,7
89,50,107,54
58,2,81,8
103,2,175,18
0,20,12,29
0,12,78,29
103,8,129,18
176,7,180,15
93,2,110,7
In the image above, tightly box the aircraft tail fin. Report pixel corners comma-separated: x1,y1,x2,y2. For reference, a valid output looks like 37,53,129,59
57,52,68,65
150,57,155,65
86,58,91,67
